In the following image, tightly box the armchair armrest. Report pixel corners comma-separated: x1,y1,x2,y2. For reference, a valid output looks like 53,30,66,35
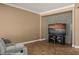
5,43,27,55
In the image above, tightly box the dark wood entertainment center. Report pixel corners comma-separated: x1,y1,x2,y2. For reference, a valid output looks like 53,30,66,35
48,23,66,45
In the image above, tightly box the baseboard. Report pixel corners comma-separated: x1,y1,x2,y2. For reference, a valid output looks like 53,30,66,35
19,39,78,48
71,44,79,48
74,46,79,48
19,39,46,45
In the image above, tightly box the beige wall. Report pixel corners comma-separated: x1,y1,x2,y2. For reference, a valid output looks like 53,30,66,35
74,4,79,46
0,4,40,43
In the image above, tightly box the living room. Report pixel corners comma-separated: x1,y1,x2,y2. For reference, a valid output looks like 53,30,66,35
0,3,79,55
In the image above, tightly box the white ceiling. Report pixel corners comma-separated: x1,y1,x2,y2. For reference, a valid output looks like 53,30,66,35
5,3,73,14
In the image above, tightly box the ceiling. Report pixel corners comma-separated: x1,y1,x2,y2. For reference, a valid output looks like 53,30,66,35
5,3,73,14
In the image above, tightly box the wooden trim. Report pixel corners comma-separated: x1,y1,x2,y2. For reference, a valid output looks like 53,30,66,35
40,15,42,39
72,5,75,47
74,46,79,48
19,39,46,45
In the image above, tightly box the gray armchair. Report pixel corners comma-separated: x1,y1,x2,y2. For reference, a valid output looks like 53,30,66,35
0,38,27,55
